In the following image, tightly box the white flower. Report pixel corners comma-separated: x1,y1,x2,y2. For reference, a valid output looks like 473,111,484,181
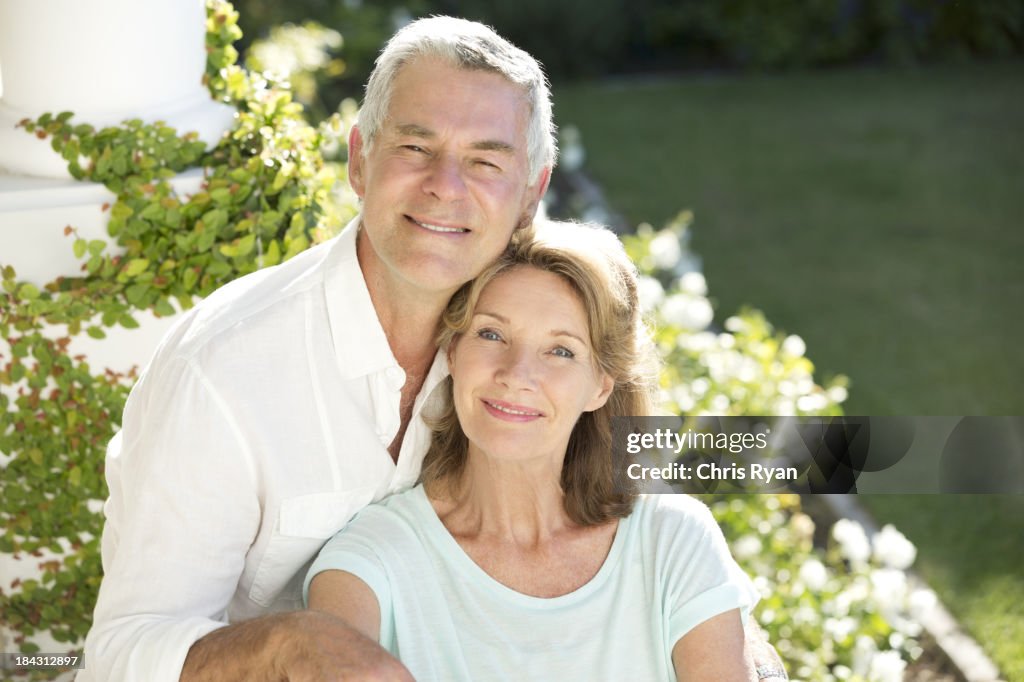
872,524,917,570
824,617,857,641
636,275,665,312
799,558,829,591
782,334,806,358
649,231,682,270
909,587,937,622
733,535,763,560
797,393,828,413
851,635,878,677
870,568,908,607
724,315,745,332
832,519,871,564
827,385,849,403
790,512,815,541
868,650,906,682
660,294,713,331
678,271,708,296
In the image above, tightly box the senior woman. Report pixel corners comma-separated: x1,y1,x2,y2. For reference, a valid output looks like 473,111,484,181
305,221,762,681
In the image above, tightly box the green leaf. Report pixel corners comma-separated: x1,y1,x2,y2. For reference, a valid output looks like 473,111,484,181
68,466,82,487
86,326,106,340
123,258,150,277
73,239,87,259
17,283,41,300
124,283,150,305
203,208,229,233
182,268,199,292
153,298,176,317
87,239,106,256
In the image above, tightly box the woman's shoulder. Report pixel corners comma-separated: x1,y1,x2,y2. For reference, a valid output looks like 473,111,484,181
333,485,429,545
628,494,725,552
632,493,717,528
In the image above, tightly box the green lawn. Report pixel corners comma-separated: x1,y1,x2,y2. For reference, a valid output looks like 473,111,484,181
554,61,1024,680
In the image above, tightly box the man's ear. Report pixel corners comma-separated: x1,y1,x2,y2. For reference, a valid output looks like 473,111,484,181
349,125,366,198
531,165,552,204
584,373,614,413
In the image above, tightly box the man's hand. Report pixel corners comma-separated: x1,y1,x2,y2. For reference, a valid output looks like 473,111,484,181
181,610,413,682
745,619,788,681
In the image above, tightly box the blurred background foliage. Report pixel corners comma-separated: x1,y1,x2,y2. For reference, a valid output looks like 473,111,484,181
232,0,1023,115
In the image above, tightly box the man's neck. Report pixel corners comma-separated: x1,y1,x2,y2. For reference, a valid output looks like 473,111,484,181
356,225,455,460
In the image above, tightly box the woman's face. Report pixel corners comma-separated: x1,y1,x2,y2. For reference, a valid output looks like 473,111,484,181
449,265,613,464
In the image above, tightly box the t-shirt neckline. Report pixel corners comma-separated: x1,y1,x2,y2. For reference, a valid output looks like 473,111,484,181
408,484,632,610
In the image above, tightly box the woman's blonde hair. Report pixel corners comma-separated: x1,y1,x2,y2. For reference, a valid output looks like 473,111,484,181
420,220,659,525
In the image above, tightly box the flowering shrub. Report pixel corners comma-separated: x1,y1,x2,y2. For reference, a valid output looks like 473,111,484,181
625,216,933,679
708,495,936,682
621,213,848,418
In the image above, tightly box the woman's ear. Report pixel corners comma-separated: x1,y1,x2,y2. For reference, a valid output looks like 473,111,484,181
584,373,614,413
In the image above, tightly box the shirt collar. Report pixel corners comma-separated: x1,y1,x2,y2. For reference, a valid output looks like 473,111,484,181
325,216,401,380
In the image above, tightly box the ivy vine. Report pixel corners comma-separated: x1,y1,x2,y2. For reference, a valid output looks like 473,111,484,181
0,0,355,659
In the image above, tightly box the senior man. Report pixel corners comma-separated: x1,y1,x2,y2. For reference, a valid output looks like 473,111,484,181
81,15,786,682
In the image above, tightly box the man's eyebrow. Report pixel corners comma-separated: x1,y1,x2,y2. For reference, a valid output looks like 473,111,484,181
395,123,434,138
393,124,515,154
471,140,516,155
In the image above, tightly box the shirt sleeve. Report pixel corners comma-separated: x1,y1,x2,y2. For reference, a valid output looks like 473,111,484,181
80,352,261,682
650,496,760,646
303,507,394,646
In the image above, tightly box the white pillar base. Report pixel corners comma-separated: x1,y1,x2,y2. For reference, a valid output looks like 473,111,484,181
0,94,236,179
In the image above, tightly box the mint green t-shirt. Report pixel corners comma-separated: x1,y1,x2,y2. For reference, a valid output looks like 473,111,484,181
305,486,758,681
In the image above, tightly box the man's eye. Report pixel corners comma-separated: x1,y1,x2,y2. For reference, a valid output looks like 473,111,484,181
552,347,575,359
403,145,427,153
476,159,500,170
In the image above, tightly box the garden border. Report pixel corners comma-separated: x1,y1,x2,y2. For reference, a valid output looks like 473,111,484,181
822,495,1005,682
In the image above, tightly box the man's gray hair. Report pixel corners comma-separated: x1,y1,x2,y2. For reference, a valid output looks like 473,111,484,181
358,16,556,183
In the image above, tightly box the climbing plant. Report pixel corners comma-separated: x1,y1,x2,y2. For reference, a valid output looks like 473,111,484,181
0,0,357,660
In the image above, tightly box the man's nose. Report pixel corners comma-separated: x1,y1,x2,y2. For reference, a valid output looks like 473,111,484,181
421,154,467,202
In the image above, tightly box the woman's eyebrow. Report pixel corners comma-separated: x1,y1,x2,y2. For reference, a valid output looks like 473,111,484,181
551,330,587,345
475,312,587,345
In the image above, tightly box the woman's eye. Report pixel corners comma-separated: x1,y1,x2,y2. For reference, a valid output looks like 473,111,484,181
552,346,575,359
477,329,502,341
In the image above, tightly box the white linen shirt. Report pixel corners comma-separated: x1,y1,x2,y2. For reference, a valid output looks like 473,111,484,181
79,217,449,682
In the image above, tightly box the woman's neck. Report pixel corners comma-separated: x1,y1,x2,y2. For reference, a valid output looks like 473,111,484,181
433,450,574,547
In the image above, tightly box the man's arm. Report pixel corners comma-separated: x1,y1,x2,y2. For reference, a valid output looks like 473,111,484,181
180,610,411,682
82,355,262,682
745,619,789,681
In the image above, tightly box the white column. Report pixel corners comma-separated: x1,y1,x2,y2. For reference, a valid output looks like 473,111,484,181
0,0,235,178
0,0,237,369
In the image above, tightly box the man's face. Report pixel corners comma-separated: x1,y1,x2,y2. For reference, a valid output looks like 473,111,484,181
350,57,549,297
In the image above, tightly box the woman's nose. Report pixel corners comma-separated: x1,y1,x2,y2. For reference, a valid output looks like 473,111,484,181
495,347,537,390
